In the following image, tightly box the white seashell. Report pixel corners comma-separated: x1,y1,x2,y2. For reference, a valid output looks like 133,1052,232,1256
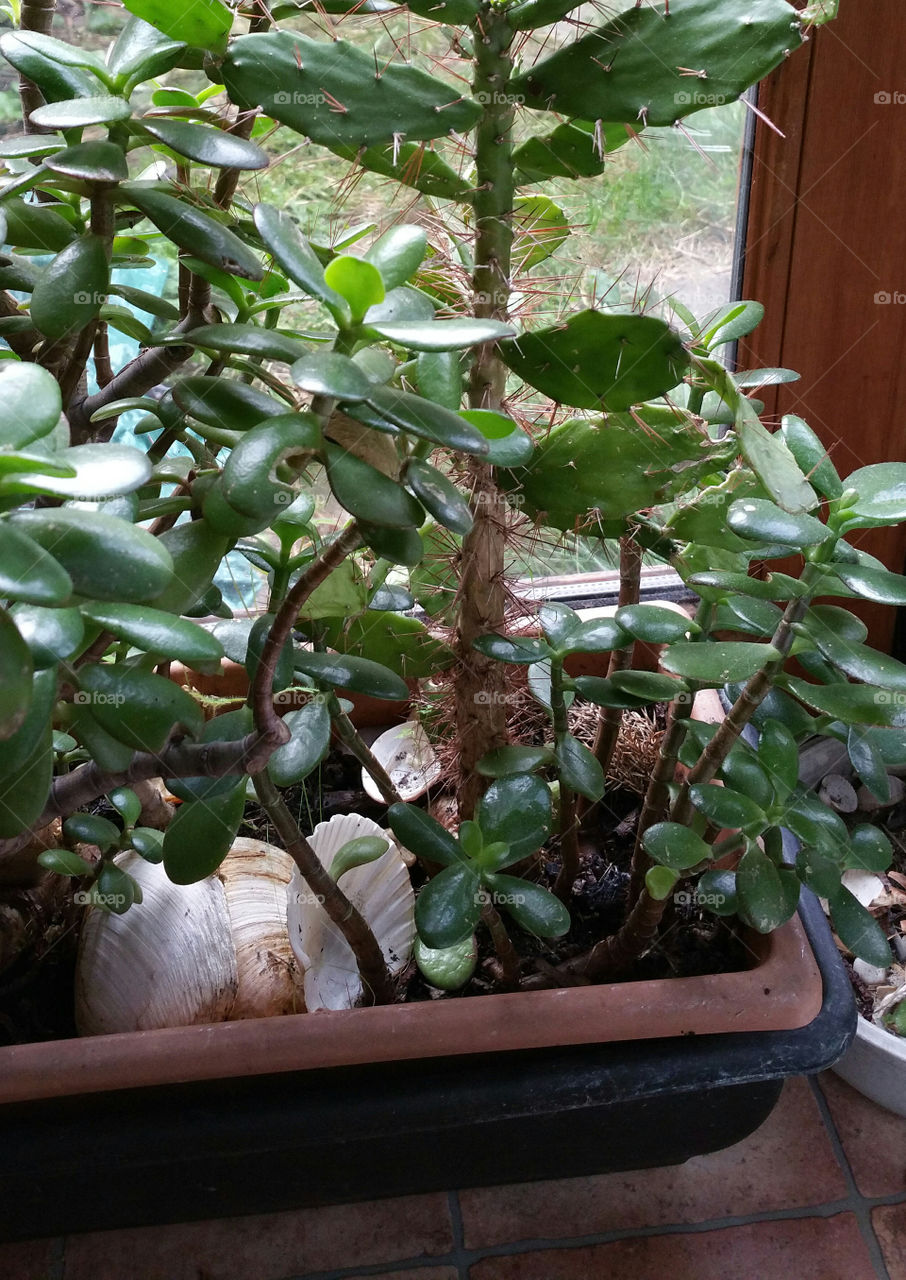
362,720,441,804
287,813,416,1012
75,840,304,1036
841,868,886,909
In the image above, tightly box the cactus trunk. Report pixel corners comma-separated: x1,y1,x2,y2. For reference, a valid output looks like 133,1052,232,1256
455,6,516,820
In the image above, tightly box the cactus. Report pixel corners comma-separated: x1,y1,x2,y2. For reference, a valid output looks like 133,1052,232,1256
511,0,802,127
221,32,482,148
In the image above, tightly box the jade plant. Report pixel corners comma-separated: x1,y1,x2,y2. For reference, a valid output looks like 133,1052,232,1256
0,0,896,1012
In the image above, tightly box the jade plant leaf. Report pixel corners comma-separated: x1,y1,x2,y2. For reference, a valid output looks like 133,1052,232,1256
458,409,533,466
845,823,893,874
689,784,766,833
163,785,247,886
500,310,688,411
642,823,711,872
841,464,906,528
404,460,473,536
45,141,128,184
0,362,61,449
476,773,552,862
487,874,571,939
122,0,232,52
222,32,481,148
727,498,829,547
78,603,224,665
30,96,132,129
510,0,801,127
121,185,263,281
661,641,780,684
324,255,385,323
11,603,83,668
222,415,321,519
476,745,554,778
78,665,204,753
253,205,348,317
387,801,463,868
783,677,906,728
268,699,332,787
171,377,287,432
554,732,605,801
365,224,427,291
325,443,424,529
292,650,409,700
736,846,800,932
827,885,892,967
779,415,843,499
8,510,173,604
415,863,481,949
367,318,514,352
0,607,33,741
345,387,489,455
291,353,374,402
0,32,99,104
139,119,268,169
0,526,72,606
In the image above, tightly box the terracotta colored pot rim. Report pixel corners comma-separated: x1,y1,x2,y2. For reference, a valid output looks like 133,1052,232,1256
0,915,821,1105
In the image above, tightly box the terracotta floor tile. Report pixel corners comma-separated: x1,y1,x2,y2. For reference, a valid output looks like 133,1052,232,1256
62,1194,453,1280
873,1203,906,1280
818,1071,906,1197
0,1238,58,1280
468,1213,876,1280
460,1076,844,1247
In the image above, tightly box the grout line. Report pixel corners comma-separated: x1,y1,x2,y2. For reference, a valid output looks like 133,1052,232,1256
283,1194,906,1280
48,1236,65,1280
447,1189,471,1280
808,1075,893,1280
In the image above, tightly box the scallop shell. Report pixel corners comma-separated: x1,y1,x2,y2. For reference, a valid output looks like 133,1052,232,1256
75,840,304,1036
362,720,441,803
287,813,416,1011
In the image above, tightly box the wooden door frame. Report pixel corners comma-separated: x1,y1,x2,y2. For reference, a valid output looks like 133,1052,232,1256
741,1,906,652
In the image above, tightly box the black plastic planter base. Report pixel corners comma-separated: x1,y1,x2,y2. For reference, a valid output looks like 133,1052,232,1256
0,892,854,1243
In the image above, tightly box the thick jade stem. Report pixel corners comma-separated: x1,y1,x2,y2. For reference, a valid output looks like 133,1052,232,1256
455,5,516,820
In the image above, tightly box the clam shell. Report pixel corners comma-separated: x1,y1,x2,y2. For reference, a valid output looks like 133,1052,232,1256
75,852,238,1036
287,813,416,1011
362,720,441,803
218,838,306,1019
75,841,303,1035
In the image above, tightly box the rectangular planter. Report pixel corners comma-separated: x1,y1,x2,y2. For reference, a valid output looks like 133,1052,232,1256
0,888,854,1242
